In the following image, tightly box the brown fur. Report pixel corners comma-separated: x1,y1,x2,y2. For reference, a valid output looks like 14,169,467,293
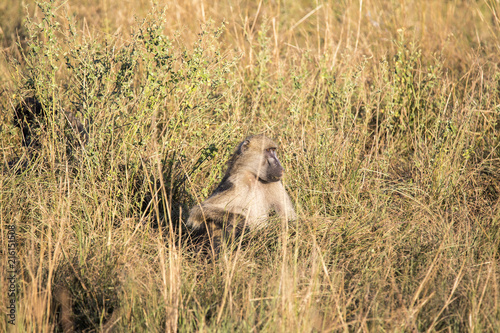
187,135,296,251
54,287,73,333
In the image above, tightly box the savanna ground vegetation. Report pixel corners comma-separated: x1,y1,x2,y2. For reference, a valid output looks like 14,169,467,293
1,0,500,331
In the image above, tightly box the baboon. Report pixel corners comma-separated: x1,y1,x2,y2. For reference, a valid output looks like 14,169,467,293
13,96,88,150
187,134,296,252
13,96,45,148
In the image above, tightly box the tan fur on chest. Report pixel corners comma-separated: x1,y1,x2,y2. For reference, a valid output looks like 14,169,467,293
213,171,272,226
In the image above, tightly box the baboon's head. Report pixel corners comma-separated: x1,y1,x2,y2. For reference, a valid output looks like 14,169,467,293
235,134,284,182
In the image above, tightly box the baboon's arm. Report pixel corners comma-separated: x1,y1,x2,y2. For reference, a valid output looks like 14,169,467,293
273,187,297,221
187,204,248,231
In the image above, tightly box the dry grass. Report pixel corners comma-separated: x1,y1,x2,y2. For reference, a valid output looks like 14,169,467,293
1,0,500,331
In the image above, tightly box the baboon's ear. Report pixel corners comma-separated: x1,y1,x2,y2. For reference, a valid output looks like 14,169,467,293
240,139,250,152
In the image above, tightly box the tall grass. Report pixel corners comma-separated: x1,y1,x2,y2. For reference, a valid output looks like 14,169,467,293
1,0,500,331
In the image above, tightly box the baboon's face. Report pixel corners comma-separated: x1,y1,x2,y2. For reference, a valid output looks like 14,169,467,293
262,147,284,182
240,136,284,183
